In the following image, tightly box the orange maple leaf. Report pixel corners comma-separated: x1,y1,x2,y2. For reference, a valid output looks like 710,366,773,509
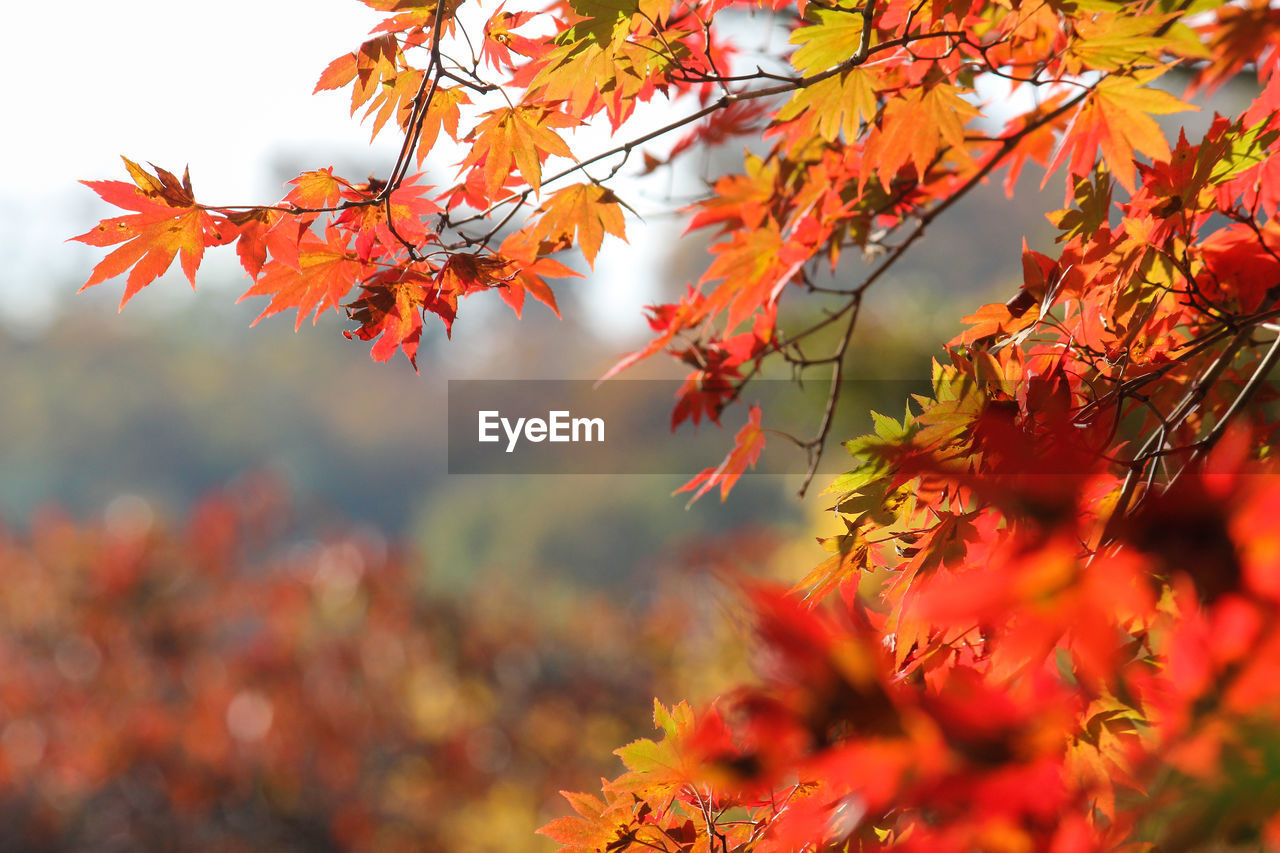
344,281,427,367
496,231,579,318
678,404,767,504
415,87,470,165
239,233,366,329
867,82,977,185
537,789,620,852
528,183,628,267
1047,72,1194,191
332,179,442,261
286,168,351,209
224,207,290,280
343,262,467,367
702,222,811,332
72,158,231,307
461,104,578,199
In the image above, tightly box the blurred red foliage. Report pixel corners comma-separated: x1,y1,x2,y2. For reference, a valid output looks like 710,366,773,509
0,475,769,852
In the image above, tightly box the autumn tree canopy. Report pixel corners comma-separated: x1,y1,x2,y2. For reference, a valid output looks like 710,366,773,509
74,0,1280,849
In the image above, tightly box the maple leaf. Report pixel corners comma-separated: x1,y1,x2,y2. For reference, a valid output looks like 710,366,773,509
434,251,518,298
995,92,1071,196
1047,71,1195,192
239,233,366,328
517,39,613,120
1062,10,1182,74
332,178,442,261
461,105,579,199
341,258,475,367
315,34,401,116
314,51,358,94
539,788,667,853
529,183,628,267
686,153,779,234
677,404,766,505
224,208,287,280
364,0,464,39
73,158,232,307
286,168,350,209
1048,169,1114,241
790,7,868,74
1194,0,1280,91
668,312,772,432
599,286,709,381
522,32,681,130
537,814,615,852
362,66,425,141
867,81,978,184
496,231,578,318
610,699,700,796
669,102,772,161
702,222,811,332
672,362,737,430
560,0,639,49
482,7,541,70
775,68,879,146
344,283,426,367
1197,223,1280,313
415,87,470,166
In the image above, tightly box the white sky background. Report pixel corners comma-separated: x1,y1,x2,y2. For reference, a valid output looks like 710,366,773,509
0,0,673,337
1,1,386,327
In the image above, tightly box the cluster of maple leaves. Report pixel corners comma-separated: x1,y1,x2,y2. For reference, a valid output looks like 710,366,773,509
73,0,1280,849
537,2,1280,848
76,0,1275,494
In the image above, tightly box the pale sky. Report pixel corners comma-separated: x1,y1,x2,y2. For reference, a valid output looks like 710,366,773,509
5,2,391,196
1,1,394,324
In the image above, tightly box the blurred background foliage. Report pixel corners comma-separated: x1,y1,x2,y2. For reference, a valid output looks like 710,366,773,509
0,477,770,851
